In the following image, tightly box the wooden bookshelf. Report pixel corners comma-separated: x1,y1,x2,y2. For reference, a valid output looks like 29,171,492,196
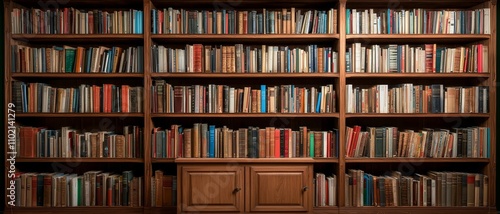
151,34,339,42
16,113,145,117
345,158,490,163
345,73,491,78
11,73,144,78
4,0,496,213
11,34,144,42
16,158,145,163
151,113,340,118
345,34,491,43
345,113,491,118
151,73,340,78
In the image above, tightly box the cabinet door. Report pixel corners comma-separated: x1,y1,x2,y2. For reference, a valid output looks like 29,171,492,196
246,165,312,212
180,165,244,212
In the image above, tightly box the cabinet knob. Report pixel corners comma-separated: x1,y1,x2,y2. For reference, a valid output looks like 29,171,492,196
233,187,241,193
302,186,308,192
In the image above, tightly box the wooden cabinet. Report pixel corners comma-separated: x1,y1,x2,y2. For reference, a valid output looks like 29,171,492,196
179,165,244,213
246,165,312,212
179,164,312,213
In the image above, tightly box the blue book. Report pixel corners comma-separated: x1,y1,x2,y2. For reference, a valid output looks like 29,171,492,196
41,49,46,72
152,10,156,34
346,9,350,34
261,85,266,113
486,127,490,158
22,83,27,112
222,10,226,33
140,11,144,34
387,9,391,34
209,125,215,157
316,92,322,113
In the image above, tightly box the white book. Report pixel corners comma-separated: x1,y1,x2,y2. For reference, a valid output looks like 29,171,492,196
484,8,490,34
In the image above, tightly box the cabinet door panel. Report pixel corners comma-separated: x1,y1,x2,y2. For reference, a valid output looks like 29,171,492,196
180,166,243,212
247,165,311,212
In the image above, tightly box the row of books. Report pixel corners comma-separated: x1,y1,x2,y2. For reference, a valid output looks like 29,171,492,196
346,8,491,34
345,126,490,158
16,126,143,158
151,82,337,113
346,43,488,73
346,170,488,207
151,44,338,73
151,8,337,34
14,171,143,207
151,170,177,207
11,45,144,73
314,173,337,207
152,124,338,159
11,8,144,34
12,82,144,113
345,84,489,114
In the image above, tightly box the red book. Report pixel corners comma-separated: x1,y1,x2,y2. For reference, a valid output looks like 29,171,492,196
274,129,280,158
32,175,37,206
327,132,331,158
284,129,289,158
96,175,103,206
349,126,361,157
193,44,203,72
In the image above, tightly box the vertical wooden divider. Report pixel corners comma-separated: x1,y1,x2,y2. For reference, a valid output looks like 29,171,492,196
337,0,347,208
143,0,152,208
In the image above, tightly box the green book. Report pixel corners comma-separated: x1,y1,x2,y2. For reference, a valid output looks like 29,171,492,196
309,132,314,157
64,46,76,72
77,176,82,206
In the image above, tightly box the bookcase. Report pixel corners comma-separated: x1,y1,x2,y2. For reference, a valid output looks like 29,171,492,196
3,0,496,213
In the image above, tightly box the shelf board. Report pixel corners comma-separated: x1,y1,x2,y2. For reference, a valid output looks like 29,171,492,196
175,157,335,163
313,158,339,163
16,158,144,163
314,206,339,214
151,158,176,163
345,158,490,163
155,158,336,163
16,113,144,117
151,73,339,78
11,34,143,42
338,206,494,214
345,113,490,118
143,207,177,214
346,73,491,78
151,34,339,42
346,34,490,43
6,207,144,214
152,113,339,118
11,73,144,78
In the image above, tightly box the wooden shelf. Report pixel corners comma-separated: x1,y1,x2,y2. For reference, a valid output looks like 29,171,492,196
144,207,177,214
152,113,339,118
16,113,144,117
346,73,491,78
11,34,143,42
338,206,495,214
151,158,176,163
16,158,144,163
175,158,335,163
12,73,144,78
345,158,490,163
151,73,339,78
314,206,339,214
346,34,490,43
151,34,339,42
5,207,144,214
345,113,490,118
